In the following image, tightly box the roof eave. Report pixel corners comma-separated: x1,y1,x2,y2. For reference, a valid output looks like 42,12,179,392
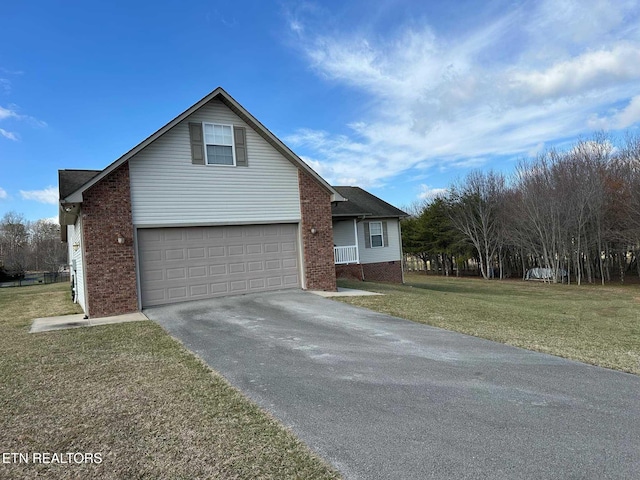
58,203,81,241
331,213,408,219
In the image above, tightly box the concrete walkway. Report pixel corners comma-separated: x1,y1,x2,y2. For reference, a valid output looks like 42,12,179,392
30,312,148,333
309,287,383,297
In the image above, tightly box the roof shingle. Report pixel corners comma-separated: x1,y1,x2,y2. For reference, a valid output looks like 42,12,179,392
331,186,408,218
58,170,101,200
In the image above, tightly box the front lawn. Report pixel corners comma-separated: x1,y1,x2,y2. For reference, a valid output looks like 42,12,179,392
336,273,640,374
0,283,339,479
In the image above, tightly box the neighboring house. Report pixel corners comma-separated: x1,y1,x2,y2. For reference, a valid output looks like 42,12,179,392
59,87,345,318
331,187,408,283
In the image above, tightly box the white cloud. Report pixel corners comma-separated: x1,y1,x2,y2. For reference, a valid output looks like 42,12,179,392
418,185,448,200
510,44,640,101
285,0,640,189
0,97,47,141
20,186,58,204
0,105,18,120
0,187,7,199
615,95,640,128
0,128,17,141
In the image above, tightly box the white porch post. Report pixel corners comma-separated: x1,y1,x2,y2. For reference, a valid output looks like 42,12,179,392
353,218,359,263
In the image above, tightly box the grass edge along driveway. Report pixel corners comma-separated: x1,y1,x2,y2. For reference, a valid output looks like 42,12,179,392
0,283,340,480
336,273,640,375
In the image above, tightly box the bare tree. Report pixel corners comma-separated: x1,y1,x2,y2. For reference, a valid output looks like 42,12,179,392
448,171,506,279
0,212,29,280
29,219,66,273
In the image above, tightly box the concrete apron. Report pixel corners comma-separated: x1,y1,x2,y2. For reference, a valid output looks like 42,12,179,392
309,287,383,297
30,312,148,333
28,289,371,332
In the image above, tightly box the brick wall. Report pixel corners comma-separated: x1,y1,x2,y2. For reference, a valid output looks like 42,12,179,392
335,263,363,281
82,162,138,317
362,261,403,283
335,261,403,284
299,170,337,291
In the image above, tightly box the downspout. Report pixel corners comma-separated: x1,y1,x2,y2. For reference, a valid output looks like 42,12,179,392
79,213,89,319
357,216,366,281
398,219,405,284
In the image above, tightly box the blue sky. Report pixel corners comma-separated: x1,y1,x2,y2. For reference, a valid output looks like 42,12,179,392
1,0,640,222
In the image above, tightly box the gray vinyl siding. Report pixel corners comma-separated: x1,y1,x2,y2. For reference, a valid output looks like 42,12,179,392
129,99,301,226
69,217,86,312
332,219,357,246
358,218,402,264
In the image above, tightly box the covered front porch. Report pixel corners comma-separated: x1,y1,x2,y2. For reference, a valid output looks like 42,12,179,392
332,218,359,265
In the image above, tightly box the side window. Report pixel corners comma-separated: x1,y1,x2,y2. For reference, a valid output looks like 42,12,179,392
203,123,235,166
369,221,383,248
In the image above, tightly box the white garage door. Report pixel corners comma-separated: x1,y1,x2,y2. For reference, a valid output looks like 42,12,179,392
138,224,300,307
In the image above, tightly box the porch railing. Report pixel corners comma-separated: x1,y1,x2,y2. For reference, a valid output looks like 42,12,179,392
334,245,358,264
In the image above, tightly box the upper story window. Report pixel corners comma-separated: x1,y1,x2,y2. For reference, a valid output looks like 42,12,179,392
203,123,235,166
369,221,383,247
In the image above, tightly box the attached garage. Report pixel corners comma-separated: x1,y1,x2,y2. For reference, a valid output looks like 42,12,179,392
138,224,301,307
59,88,340,318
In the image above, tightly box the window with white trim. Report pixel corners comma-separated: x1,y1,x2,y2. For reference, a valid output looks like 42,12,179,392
203,123,235,166
369,221,383,247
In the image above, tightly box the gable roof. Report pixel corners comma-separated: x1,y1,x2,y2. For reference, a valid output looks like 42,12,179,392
59,169,101,199
331,186,408,218
59,87,345,204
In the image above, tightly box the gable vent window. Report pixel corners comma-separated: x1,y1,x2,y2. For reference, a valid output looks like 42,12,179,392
204,123,235,166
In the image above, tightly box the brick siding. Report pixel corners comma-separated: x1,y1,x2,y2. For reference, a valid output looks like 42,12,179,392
335,263,363,281
336,261,403,283
298,170,337,291
362,261,403,283
82,162,139,317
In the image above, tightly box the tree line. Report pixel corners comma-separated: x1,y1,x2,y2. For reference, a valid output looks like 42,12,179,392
0,211,66,281
402,134,640,284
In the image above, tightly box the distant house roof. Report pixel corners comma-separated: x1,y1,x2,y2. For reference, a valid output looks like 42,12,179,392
331,186,408,218
58,169,101,199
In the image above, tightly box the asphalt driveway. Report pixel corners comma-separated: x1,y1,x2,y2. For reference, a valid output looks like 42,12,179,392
145,290,640,479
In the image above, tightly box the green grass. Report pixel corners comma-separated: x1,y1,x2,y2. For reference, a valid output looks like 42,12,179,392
0,283,340,479
336,273,640,374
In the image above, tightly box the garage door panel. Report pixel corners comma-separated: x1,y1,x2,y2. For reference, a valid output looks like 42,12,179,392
164,230,184,242
190,284,208,296
208,246,225,257
248,261,264,272
168,286,188,300
165,249,185,261
229,263,245,274
139,224,300,307
189,266,207,278
188,247,206,259
246,244,263,254
265,259,281,270
228,245,245,256
211,282,228,294
230,280,247,292
282,258,297,269
186,229,204,240
210,264,227,276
